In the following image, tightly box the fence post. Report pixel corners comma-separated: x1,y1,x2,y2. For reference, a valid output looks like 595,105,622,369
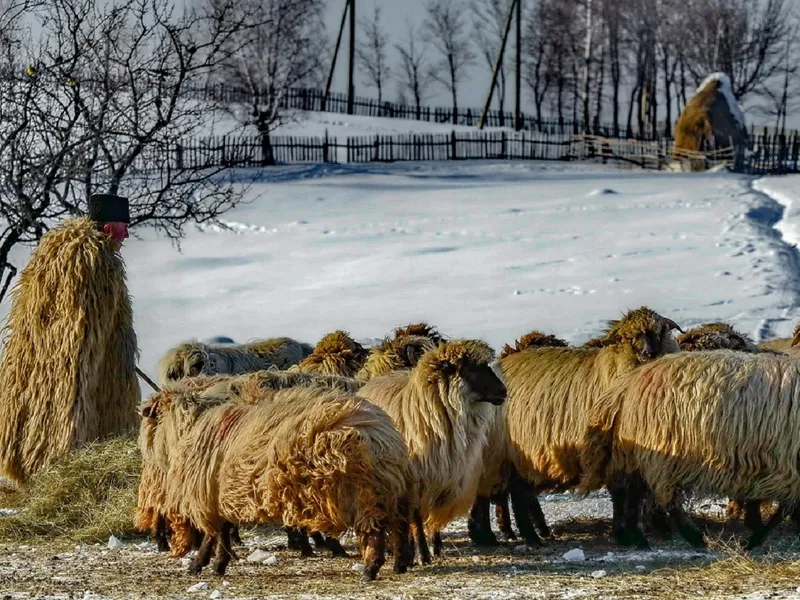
451,130,457,160
501,130,506,159
323,129,329,163
374,135,380,162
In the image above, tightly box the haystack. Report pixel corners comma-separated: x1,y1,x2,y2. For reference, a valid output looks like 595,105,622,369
673,73,748,171
0,434,141,543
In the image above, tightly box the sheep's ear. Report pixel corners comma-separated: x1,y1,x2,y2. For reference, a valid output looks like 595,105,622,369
664,319,684,334
140,399,157,419
405,344,424,367
435,359,457,375
166,363,182,381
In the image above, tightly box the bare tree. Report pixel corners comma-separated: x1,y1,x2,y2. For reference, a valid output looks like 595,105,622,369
0,0,257,301
357,5,391,105
471,0,510,120
756,18,800,135
523,0,553,127
207,0,327,165
423,0,477,122
395,20,434,119
682,0,791,100
581,0,595,132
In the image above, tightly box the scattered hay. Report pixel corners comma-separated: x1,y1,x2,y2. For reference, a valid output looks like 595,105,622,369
0,433,141,543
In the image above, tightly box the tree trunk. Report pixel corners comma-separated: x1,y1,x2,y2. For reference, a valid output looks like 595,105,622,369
594,39,605,133
582,0,593,133
449,53,458,124
260,124,276,166
627,82,639,138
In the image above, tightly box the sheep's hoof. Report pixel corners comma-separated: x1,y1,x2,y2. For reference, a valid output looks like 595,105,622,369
393,561,408,575
326,538,349,558
361,564,380,581
156,538,170,553
471,531,500,547
498,530,517,543
187,562,203,575
678,527,706,549
211,560,228,577
537,527,552,539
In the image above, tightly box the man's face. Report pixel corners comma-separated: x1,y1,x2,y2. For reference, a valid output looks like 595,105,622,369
102,222,129,251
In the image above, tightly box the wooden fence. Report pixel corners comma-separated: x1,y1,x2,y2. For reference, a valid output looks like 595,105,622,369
145,130,800,175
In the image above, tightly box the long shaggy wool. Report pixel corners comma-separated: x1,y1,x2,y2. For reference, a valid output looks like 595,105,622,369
677,322,758,353
358,340,501,532
478,330,570,498
163,387,410,539
135,369,359,556
580,350,800,506
292,331,369,378
0,217,139,485
500,308,679,491
157,337,309,385
356,334,438,383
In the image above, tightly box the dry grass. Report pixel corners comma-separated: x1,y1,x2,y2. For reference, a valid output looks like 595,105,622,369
0,433,142,544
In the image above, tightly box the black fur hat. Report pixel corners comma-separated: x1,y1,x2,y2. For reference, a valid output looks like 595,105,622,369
88,194,130,224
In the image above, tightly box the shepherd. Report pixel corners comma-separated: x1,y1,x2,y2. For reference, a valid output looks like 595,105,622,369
0,194,140,486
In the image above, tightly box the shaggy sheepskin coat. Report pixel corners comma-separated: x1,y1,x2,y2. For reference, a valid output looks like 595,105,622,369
0,217,139,485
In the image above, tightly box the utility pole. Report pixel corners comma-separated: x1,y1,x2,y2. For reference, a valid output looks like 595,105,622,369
478,0,517,130
347,0,356,114
322,0,350,112
514,0,522,130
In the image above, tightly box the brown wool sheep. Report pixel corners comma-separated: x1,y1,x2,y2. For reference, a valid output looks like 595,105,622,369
579,350,800,551
160,386,412,580
356,334,438,383
391,322,445,344
135,370,360,557
757,322,800,355
291,331,369,378
498,308,681,546
677,322,759,353
358,339,506,561
469,330,570,547
157,337,310,385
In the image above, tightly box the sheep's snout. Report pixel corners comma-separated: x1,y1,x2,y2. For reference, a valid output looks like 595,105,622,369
464,364,507,405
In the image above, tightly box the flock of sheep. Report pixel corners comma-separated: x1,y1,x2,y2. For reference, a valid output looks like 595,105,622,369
134,310,800,581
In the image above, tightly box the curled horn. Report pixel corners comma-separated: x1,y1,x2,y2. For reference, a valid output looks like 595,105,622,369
792,330,800,348
664,318,684,334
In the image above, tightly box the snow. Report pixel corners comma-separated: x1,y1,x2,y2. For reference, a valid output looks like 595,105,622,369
697,73,747,130
4,162,800,386
563,548,586,561
106,536,124,550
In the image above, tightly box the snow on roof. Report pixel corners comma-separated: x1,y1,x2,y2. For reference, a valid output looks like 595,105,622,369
697,72,747,130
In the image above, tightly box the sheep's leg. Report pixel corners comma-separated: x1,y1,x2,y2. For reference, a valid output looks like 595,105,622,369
324,535,349,558
495,492,517,541
726,498,745,521
791,503,800,532
528,495,551,538
298,532,315,558
666,499,705,549
610,483,627,545
412,508,432,565
188,533,217,575
745,503,790,550
361,529,386,581
508,471,541,547
619,475,650,550
392,498,411,574
154,514,170,553
230,525,244,547
645,502,673,539
211,522,235,577
311,531,327,550
743,500,765,532
432,531,443,558
467,496,498,546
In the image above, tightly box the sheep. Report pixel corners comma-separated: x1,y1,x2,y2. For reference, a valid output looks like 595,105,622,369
135,370,360,558
358,339,506,561
390,322,445,344
580,349,800,551
677,322,760,353
160,385,413,581
157,337,311,384
469,330,570,547
356,334,438,383
291,331,369,378
757,322,800,354
498,307,681,546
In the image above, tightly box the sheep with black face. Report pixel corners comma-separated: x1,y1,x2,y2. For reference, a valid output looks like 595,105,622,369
497,307,681,546
358,339,506,562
